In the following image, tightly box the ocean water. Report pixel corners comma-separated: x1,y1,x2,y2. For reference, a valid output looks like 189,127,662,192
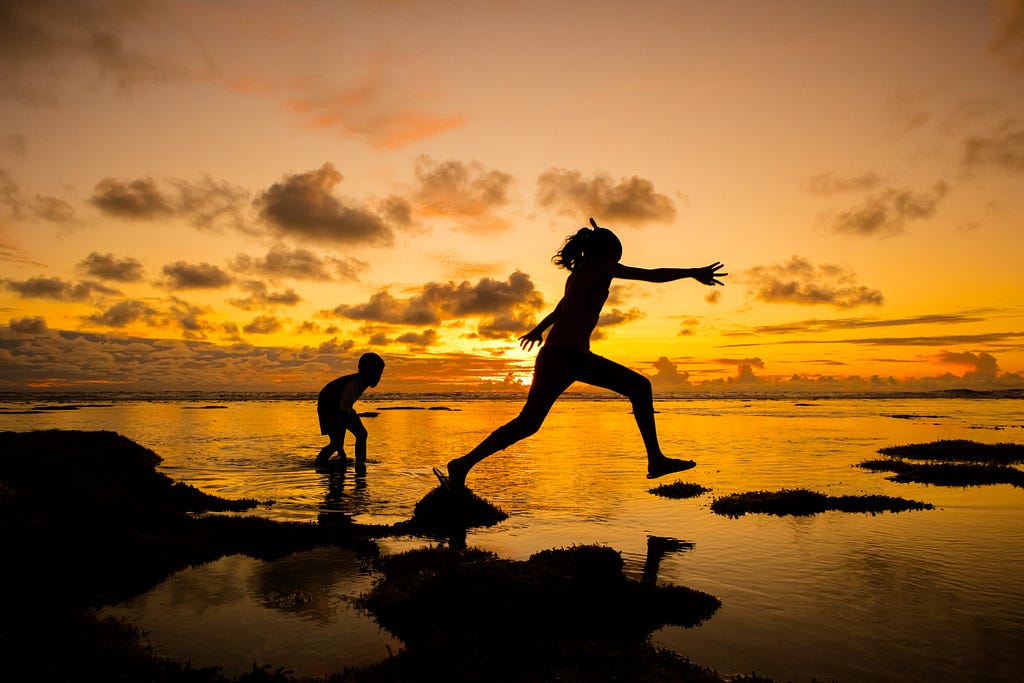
2,394,1023,681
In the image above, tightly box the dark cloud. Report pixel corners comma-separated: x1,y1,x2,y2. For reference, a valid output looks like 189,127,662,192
256,163,394,246
805,170,883,195
91,175,250,230
1,275,120,301
1,168,79,225
330,270,545,339
229,281,302,310
938,350,1000,380
8,316,48,335
831,182,949,237
704,290,722,305
962,122,1024,173
91,176,173,219
395,328,439,349
243,314,284,335
169,176,251,231
84,299,161,328
413,155,514,229
727,312,988,336
714,357,766,369
77,252,144,282
161,261,234,290
990,0,1024,70
721,330,1024,349
166,298,212,339
230,245,367,282
318,337,355,355
536,168,676,225
0,2,206,106
650,356,691,389
744,256,884,308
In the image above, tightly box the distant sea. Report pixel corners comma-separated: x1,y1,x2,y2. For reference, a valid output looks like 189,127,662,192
2,392,1022,681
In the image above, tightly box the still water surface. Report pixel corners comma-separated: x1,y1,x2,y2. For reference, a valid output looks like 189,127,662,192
4,396,1023,681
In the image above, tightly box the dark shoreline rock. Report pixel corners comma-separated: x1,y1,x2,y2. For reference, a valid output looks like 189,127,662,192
859,439,1024,488
1,429,747,683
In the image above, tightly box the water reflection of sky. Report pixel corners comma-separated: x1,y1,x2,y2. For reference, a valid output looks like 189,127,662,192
9,398,1024,682
102,548,400,679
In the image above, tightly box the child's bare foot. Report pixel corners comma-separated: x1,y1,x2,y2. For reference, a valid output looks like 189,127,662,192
443,458,470,490
647,456,696,479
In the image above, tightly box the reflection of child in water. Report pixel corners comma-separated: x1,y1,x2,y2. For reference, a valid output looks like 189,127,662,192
435,218,727,491
316,353,385,468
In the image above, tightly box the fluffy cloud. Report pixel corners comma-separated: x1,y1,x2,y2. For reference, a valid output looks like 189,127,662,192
413,156,514,230
8,316,48,335
256,163,394,246
76,252,144,282
650,356,691,389
229,281,302,310
938,350,1000,380
230,245,367,282
1,275,120,301
395,328,439,349
90,175,250,230
831,182,949,237
744,256,884,308
963,122,1024,173
160,262,234,290
536,169,676,225
84,299,161,328
1,169,80,225
329,271,545,339
243,314,284,335
90,177,174,219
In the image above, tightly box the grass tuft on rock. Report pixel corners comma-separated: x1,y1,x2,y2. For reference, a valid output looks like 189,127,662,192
710,488,933,518
648,481,711,499
876,439,1024,465
859,439,1024,488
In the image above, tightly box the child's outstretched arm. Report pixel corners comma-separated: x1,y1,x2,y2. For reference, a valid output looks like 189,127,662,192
519,298,564,351
613,262,728,286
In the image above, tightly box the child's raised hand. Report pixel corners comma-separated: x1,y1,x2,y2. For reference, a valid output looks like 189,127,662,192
519,329,544,351
693,262,728,286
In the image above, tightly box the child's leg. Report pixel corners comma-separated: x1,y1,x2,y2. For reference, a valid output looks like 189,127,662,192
572,352,695,477
316,429,345,463
446,349,573,488
348,415,368,464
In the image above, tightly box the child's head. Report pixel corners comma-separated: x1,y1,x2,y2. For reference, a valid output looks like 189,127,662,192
357,352,385,387
552,218,622,271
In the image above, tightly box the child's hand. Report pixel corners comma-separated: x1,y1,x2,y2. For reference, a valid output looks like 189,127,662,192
519,329,544,351
693,262,728,286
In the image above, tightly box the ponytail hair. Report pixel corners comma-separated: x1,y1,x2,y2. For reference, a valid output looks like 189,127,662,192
552,218,622,271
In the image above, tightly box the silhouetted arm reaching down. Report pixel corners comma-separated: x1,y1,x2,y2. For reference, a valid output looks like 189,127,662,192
519,299,564,351
613,262,728,286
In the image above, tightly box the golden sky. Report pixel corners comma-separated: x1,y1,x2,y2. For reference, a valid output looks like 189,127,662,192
2,0,1023,393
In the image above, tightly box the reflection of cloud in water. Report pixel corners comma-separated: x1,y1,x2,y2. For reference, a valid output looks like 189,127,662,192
248,547,368,625
102,548,399,678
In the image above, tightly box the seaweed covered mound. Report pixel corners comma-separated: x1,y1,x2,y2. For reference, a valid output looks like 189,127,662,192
877,439,1024,465
648,481,712,499
711,488,933,518
401,485,509,534
860,439,1024,488
357,544,722,681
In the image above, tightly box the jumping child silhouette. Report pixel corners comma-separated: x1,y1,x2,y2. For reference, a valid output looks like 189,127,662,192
434,218,727,490
316,352,385,468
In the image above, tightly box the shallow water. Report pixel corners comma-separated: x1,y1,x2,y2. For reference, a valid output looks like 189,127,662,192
4,396,1023,681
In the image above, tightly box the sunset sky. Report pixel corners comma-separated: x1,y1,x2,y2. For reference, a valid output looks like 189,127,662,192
2,0,1023,393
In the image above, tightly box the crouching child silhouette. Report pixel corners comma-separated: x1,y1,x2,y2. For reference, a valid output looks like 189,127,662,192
316,352,385,469
434,218,726,491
